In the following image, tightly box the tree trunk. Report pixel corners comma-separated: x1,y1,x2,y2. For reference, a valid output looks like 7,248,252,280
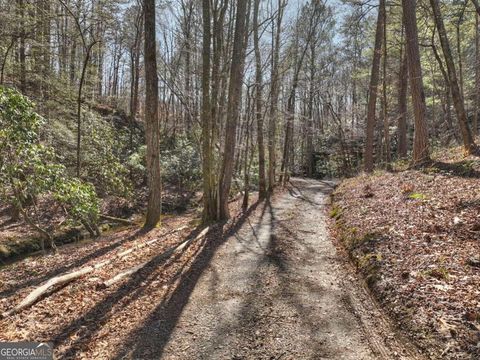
201,0,217,223
143,0,162,229
242,87,253,211
70,39,76,85
403,0,429,164
268,0,286,192
17,0,26,93
364,0,385,172
382,3,390,165
76,43,95,177
129,8,143,150
306,42,315,177
218,0,249,220
268,0,285,192
253,0,266,198
1,37,16,85
475,12,480,136
430,0,477,154
397,39,408,158
430,33,458,143
456,5,466,100
42,0,51,82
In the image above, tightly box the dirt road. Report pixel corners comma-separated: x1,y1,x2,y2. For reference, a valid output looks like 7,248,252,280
0,178,427,359
126,178,423,359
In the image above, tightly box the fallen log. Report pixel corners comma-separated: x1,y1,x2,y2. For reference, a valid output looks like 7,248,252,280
101,226,210,288
1,265,96,318
99,214,134,226
1,226,188,318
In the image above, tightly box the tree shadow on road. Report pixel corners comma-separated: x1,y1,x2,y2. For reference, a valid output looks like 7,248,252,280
179,193,334,359
74,199,264,360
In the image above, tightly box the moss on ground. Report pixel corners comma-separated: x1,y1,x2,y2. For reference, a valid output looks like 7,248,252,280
0,227,86,263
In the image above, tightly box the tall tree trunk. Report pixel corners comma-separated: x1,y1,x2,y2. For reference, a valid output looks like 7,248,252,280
268,0,285,192
181,0,194,134
17,0,26,92
201,0,217,223
69,39,77,85
1,37,16,85
97,42,104,98
475,12,480,136
253,0,266,198
364,0,385,172
430,0,477,154
218,0,249,220
382,3,390,165
403,0,429,164
242,87,253,211
129,7,143,151
42,0,51,82
75,43,95,177
456,5,466,100
431,38,458,144
397,39,408,158
306,42,315,177
143,0,162,229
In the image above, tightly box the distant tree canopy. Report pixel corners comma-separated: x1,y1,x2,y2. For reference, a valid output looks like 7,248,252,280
1,0,480,228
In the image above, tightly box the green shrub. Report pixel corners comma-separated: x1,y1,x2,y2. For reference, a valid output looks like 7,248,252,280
81,111,132,197
160,136,202,189
126,145,147,186
0,87,99,248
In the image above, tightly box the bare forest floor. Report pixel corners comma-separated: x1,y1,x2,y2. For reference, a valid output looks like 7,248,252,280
331,148,480,359
0,178,423,359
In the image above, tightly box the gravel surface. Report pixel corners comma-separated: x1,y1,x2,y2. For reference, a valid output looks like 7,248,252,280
144,178,423,360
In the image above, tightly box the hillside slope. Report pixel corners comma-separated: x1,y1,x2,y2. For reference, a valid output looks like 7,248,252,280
331,149,480,359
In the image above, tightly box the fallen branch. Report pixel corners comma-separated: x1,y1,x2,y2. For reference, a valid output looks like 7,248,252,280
1,263,98,318
1,225,188,318
99,214,134,226
100,226,210,288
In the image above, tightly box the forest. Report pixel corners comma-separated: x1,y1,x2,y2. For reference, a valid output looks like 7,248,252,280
1,0,480,358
